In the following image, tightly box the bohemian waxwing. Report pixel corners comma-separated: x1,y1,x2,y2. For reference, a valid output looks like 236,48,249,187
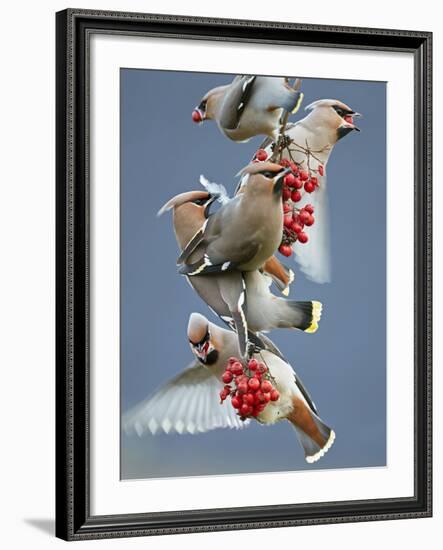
192,75,303,142
257,99,361,284
123,313,335,464
158,173,322,359
176,162,287,276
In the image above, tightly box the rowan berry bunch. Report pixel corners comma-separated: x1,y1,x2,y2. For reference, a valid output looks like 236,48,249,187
253,148,324,258
219,357,280,421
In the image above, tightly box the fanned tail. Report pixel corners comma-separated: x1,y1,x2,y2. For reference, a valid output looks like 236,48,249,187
293,414,336,463
282,300,323,333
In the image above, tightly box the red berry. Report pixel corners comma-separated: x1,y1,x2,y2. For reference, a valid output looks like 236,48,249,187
304,181,315,193
283,202,292,214
282,188,291,201
243,393,255,406
231,362,243,375
304,204,314,214
289,162,299,173
228,357,238,364
279,158,291,167
248,378,260,391
291,190,302,203
318,165,324,176
258,363,268,373
293,177,303,189
256,403,266,412
219,389,228,401
310,176,319,187
222,371,233,383
255,391,266,404
255,149,268,161
299,210,311,224
231,396,241,409
298,232,309,244
240,404,252,416
278,244,292,257
292,222,303,234
248,359,258,371
237,382,248,394
250,408,260,417
270,390,280,402
261,380,273,393
283,173,297,187
284,214,293,229
300,170,309,181
192,110,203,123
263,392,271,403
304,215,315,226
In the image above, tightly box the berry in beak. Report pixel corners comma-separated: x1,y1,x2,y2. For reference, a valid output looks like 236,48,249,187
192,108,204,123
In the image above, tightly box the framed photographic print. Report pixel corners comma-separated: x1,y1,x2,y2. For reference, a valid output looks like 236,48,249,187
55,8,432,541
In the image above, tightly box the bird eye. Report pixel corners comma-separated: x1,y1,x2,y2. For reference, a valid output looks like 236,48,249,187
259,169,284,179
333,106,345,117
199,99,207,111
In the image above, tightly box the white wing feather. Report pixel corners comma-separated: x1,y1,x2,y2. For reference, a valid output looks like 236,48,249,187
292,177,331,284
199,175,231,205
123,363,249,436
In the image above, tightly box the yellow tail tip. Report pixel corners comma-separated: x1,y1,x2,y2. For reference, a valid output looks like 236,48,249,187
291,92,304,114
305,301,323,333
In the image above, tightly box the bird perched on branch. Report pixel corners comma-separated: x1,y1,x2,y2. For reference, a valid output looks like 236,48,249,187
158,163,322,359
256,99,361,284
192,75,303,142
123,313,335,464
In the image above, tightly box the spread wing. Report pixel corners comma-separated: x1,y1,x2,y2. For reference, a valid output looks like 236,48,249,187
199,175,231,205
122,363,249,436
292,179,331,284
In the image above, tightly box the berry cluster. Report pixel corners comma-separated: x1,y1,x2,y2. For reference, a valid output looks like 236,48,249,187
253,149,324,258
219,357,280,420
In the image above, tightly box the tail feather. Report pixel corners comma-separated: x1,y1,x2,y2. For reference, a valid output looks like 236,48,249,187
292,413,335,463
283,300,322,332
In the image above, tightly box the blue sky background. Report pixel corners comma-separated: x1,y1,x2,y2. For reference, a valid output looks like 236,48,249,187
120,69,386,479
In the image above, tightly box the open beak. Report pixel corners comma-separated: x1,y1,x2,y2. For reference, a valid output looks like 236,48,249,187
337,111,361,140
192,340,213,361
343,112,361,132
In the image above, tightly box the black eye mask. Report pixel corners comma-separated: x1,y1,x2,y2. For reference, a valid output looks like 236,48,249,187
333,105,354,117
259,169,284,179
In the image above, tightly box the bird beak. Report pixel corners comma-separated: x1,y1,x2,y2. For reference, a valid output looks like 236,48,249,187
193,340,211,361
272,167,291,194
337,111,361,139
343,112,361,132
192,107,205,124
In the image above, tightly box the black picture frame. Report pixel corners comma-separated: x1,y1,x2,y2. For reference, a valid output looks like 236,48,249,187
55,8,432,541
